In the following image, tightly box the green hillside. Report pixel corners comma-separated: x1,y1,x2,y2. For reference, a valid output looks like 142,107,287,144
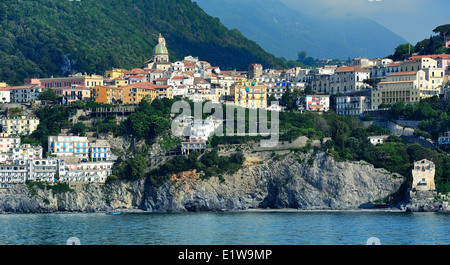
0,0,287,85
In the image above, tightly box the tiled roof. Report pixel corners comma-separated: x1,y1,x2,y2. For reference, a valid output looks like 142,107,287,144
335,66,370,73
408,54,450,60
387,71,417,76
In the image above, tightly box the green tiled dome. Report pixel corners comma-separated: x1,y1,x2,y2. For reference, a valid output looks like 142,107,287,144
154,43,168,54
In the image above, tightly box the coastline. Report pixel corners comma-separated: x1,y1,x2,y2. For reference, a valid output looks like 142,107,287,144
239,207,407,213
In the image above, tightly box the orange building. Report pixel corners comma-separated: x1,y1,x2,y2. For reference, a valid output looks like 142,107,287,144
91,86,123,104
121,82,157,104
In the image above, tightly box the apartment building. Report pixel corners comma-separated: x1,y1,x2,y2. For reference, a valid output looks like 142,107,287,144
9,84,42,103
371,70,430,109
91,85,123,104
54,85,91,104
48,135,90,159
0,116,40,135
231,79,268,109
0,133,21,153
29,158,59,183
301,95,330,113
401,57,445,90
58,160,114,183
336,95,371,116
89,140,111,162
328,66,371,95
121,83,157,104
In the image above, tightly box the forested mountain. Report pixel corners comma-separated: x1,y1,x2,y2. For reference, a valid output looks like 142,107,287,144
195,0,407,61
0,0,286,85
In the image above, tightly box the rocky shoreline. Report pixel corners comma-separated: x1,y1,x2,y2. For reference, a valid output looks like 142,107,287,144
0,151,448,214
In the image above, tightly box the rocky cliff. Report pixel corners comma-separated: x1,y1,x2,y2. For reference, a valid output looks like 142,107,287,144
0,151,409,213
405,190,450,212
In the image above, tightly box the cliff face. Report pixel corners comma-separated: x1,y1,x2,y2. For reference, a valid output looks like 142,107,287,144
0,151,407,213
405,190,450,212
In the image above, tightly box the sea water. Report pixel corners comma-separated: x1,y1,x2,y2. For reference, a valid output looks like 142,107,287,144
0,210,448,245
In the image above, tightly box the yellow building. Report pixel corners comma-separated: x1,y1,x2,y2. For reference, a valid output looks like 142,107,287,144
231,79,267,109
105,68,127,80
401,57,445,91
371,70,433,109
122,83,157,104
401,57,438,72
154,85,173,99
0,116,40,135
426,68,445,90
91,86,123,104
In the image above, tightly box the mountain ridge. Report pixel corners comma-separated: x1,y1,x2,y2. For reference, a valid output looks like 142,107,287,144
195,0,407,60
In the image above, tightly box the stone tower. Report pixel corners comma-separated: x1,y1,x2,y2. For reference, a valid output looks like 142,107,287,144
248,63,263,80
412,159,436,191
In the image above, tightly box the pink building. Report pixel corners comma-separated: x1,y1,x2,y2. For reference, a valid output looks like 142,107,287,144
24,74,104,89
53,86,91,103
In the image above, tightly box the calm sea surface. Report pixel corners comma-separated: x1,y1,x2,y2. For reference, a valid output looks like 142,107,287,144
0,210,448,245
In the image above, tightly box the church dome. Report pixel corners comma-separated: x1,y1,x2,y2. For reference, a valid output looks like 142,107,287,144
154,43,168,54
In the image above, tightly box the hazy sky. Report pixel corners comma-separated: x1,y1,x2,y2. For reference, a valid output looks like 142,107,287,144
280,0,450,44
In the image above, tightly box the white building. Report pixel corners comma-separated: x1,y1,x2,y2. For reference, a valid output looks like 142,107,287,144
303,95,330,113
181,116,222,154
48,135,90,159
0,133,20,153
29,158,58,183
336,95,371,116
0,88,10,103
171,61,185,72
9,84,42,103
328,66,371,94
368,135,389,145
10,144,43,161
264,82,305,101
0,161,28,188
58,160,114,183
89,140,111,162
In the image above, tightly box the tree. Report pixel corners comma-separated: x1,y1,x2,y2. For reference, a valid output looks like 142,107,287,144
389,101,406,118
332,118,350,149
126,155,147,180
280,85,295,110
389,43,414,61
296,50,316,66
363,78,381,88
71,122,86,136
268,94,277,104
38,88,60,101
433,24,450,44
302,85,313,96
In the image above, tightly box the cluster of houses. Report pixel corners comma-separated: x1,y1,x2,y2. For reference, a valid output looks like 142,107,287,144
0,33,450,188
303,55,450,115
0,133,114,188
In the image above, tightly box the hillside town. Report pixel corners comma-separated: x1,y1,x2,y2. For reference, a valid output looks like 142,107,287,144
0,33,449,189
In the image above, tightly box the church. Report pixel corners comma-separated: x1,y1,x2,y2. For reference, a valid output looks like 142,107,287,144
143,33,172,71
